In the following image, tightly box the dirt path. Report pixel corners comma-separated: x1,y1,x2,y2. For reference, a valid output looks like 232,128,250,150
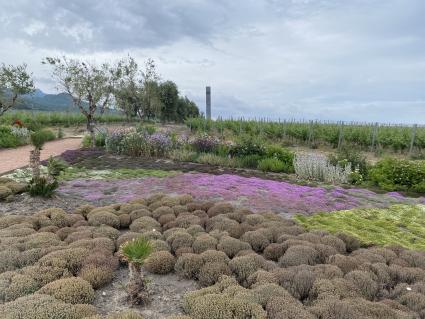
0,138,82,174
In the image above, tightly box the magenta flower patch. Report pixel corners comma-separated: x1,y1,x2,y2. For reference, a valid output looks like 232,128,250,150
59,173,425,216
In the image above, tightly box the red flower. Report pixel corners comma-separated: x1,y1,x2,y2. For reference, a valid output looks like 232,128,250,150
13,119,24,128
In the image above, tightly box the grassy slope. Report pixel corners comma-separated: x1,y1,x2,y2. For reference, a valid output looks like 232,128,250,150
295,204,425,250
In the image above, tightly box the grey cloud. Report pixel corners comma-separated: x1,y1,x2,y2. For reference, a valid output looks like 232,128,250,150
0,0,424,123
0,0,236,51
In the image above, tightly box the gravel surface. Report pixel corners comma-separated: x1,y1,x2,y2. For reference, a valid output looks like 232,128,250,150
95,266,199,318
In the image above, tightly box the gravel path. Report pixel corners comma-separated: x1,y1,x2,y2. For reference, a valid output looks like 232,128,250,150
0,138,82,174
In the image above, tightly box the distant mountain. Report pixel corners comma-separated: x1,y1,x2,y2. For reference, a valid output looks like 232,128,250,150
16,89,85,112
15,89,118,113
27,89,46,98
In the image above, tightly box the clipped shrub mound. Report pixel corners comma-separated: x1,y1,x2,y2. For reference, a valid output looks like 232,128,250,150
144,251,176,274
0,194,424,319
38,277,95,304
0,178,27,201
0,293,94,319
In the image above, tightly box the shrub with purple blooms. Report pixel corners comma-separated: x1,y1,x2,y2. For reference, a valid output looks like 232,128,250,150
105,128,172,158
147,133,172,157
190,134,220,153
105,128,136,154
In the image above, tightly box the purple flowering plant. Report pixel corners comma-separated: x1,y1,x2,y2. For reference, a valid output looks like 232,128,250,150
190,133,220,153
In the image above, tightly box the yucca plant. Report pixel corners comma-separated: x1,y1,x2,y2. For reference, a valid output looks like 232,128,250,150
120,237,152,305
29,130,54,179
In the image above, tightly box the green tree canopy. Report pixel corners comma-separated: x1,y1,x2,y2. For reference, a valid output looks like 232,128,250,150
0,63,34,116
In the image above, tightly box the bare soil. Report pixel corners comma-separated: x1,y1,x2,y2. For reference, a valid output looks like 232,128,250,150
0,138,82,174
0,192,92,215
95,266,199,318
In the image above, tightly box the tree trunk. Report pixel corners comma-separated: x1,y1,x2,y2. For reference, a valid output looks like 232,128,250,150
30,148,40,179
86,116,95,148
127,262,149,305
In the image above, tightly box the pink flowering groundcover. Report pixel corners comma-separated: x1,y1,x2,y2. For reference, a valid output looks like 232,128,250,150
58,173,425,216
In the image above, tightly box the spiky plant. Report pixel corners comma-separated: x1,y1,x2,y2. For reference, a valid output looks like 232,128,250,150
120,237,153,305
29,130,51,179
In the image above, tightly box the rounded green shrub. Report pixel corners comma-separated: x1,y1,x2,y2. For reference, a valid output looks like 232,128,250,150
186,292,266,319
198,262,232,286
0,293,86,319
263,243,286,261
33,208,69,229
229,254,268,286
241,230,270,253
247,270,278,287
38,247,90,275
79,265,114,289
129,216,161,233
192,234,218,254
266,296,314,319
175,253,204,279
251,283,293,307
129,208,152,221
144,251,176,274
336,232,361,252
200,250,230,264
0,271,39,302
69,237,115,253
39,277,95,304
20,264,71,286
166,230,194,252
174,214,202,228
278,245,319,267
217,236,251,258
207,202,234,218
345,270,379,300
88,211,120,229
152,206,174,219
159,213,176,226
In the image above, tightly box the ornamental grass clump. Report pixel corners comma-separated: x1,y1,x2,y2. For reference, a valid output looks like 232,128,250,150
120,237,153,305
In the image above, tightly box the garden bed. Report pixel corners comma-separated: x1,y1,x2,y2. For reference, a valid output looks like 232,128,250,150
1,194,425,319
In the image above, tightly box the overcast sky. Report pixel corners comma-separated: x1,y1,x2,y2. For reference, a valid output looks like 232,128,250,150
1,0,424,123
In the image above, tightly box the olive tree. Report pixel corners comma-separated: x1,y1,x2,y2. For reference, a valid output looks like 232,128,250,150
43,56,122,147
113,58,162,121
0,63,34,116
138,58,162,120
114,57,141,121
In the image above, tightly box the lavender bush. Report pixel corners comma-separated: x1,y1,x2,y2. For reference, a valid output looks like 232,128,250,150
105,128,135,154
147,133,172,157
294,153,352,184
190,134,220,153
